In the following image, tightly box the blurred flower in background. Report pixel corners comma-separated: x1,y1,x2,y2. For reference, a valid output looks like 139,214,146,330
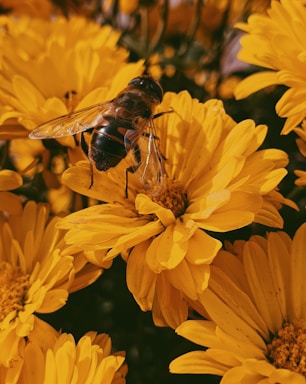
0,14,144,213
0,16,143,132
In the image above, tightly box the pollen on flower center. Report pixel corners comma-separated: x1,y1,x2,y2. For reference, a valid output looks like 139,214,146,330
0,262,30,323
143,178,187,217
267,320,306,376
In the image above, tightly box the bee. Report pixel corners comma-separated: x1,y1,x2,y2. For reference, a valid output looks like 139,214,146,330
29,75,166,196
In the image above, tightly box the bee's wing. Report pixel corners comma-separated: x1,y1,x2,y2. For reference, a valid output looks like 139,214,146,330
124,129,141,154
29,102,113,139
125,119,165,193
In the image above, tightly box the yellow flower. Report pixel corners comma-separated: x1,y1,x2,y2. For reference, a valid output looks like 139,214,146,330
234,0,306,134
58,90,291,328
0,169,23,214
0,200,103,367
170,223,306,383
0,329,126,383
0,15,143,212
0,15,144,134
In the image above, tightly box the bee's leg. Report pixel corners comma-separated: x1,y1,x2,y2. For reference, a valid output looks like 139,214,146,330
80,131,89,155
153,108,174,120
73,135,79,146
125,165,140,198
89,161,94,189
80,131,96,188
125,168,129,198
125,144,141,198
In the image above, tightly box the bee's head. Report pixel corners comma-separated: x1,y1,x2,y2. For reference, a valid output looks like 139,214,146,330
128,76,163,103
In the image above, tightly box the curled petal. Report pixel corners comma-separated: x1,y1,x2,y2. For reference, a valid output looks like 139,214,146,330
126,240,157,311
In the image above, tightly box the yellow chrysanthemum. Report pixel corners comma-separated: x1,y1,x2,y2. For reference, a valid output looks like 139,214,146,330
0,200,103,367
234,0,306,134
0,15,144,135
58,90,291,328
0,329,126,383
0,169,22,214
0,15,143,212
170,223,306,383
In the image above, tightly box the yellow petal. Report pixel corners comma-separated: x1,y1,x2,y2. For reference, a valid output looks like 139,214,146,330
290,223,306,319
145,218,197,273
254,199,284,228
152,273,188,328
62,161,127,204
135,193,176,227
170,350,231,375
186,228,222,265
145,225,184,272
0,192,23,214
195,192,262,232
0,170,22,190
187,189,231,220
234,71,280,100
276,87,306,116
126,240,156,311
12,75,45,110
167,260,211,299
109,219,163,258
266,231,291,319
243,241,283,332
175,320,218,348
37,289,69,313
200,288,266,350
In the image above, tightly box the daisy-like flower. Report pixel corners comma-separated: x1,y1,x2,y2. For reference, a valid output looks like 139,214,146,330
170,223,306,383
0,15,144,135
0,329,127,383
234,0,306,134
0,169,22,214
0,200,103,367
0,15,143,212
58,90,291,328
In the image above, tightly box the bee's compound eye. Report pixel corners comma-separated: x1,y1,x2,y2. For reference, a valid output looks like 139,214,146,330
148,80,163,103
128,77,142,87
128,76,163,103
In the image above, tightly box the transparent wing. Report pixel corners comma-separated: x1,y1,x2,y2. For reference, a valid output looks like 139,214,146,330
29,102,113,139
125,119,165,194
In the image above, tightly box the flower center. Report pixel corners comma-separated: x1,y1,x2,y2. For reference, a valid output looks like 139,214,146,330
144,178,187,217
0,262,30,323
267,320,306,376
